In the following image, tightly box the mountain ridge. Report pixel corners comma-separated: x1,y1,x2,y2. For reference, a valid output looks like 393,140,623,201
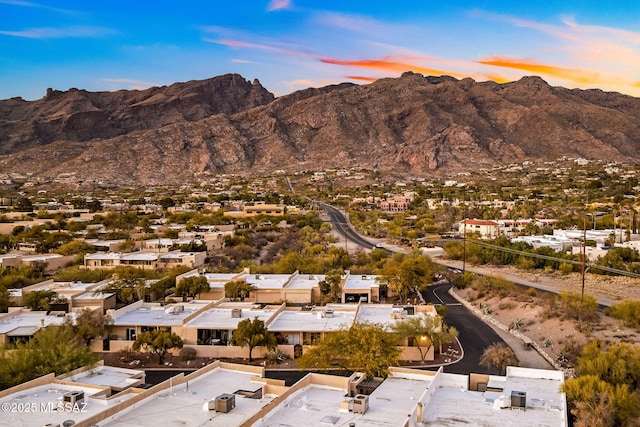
1,72,639,186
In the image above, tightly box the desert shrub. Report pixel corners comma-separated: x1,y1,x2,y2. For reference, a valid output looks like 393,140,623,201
541,294,560,319
179,347,197,361
559,262,574,275
605,300,640,329
266,348,289,364
560,339,584,366
526,287,537,297
517,256,536,270
119,347,135,362
509,318,524,330
499,302,516,310
480,303,493,315
294,344,303,359
560,291,598,322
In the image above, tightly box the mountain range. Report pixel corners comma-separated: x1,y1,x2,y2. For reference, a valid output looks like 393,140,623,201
1,72,640,186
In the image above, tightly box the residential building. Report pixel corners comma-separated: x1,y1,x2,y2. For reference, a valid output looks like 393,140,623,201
459,219,500,239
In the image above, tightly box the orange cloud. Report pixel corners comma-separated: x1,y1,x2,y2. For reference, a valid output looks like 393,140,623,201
346,75,378,82
320,57,466,79
477,56,599,84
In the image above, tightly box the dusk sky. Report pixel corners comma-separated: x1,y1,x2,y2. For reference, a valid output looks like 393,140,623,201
2,0,640,100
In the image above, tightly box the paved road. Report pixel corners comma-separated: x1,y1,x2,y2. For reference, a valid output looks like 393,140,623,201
422,283,502,375
317,202,390,252
318,202,551,375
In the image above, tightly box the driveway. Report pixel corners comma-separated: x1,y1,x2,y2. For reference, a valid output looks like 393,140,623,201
423,283,503,375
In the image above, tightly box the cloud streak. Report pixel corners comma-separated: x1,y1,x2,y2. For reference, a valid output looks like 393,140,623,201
100,78,156,90
0,25,112,39
320,57,468,79
477,56,600,84
267,0,291,12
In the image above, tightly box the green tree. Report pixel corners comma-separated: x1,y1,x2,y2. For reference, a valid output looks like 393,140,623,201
133,330,184,364
298,322,400,378
66,308,112,346
0,325,99,390
479,342,518,375
231,317,277,361
379,252,433,302
318,269,343,301
0,284,10,312
563,375,640,427
392,313,458,363
98,268,152,304
225,280,256,301
55,240,96,256
606,300,640,329
175,275,210,301
577,341,640,389
22,290,67,311
14,197,33,212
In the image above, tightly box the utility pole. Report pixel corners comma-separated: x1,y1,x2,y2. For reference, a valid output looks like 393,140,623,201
581,217,587,300
462,220,467,274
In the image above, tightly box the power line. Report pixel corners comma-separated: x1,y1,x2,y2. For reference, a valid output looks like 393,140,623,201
463,239,640,279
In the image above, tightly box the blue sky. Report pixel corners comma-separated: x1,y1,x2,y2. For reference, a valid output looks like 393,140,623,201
2,0,640,100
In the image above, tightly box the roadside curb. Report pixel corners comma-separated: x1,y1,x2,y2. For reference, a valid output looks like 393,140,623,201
448,287,563,371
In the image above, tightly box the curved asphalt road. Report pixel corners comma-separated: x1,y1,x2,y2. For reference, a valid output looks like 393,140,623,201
319,202,506,375
317,202,392,253
423,283,502,375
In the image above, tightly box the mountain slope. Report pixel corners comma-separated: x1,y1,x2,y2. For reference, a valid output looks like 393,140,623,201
1,72,639,185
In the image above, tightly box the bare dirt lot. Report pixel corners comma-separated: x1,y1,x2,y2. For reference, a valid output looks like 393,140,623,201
455,265,640,368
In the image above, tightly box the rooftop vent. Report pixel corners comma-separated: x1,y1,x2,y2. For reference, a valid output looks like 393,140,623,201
352,394,369,414
63,391,84,406
164,305,184,315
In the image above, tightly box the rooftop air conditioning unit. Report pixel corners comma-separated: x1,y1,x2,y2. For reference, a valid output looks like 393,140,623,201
511,390,526,410
213,393,236,413
231,308,242,318
324,309,334,318
352,394,369,414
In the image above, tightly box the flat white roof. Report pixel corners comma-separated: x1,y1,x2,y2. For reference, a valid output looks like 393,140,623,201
0,312,73,334
422,368,567,426
64,365,144,389
32,281,98,292
0,383,133,426
244,274,291,290
85,252,121,260
343,274,379,290
101,367,276,427
204,273,240,282
120,252,158,261
268,310,355,332
185,308,277,329
113,305,200,326
286,274,325,289
255,367,566,427
355,305,431,331
20,254,63,262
